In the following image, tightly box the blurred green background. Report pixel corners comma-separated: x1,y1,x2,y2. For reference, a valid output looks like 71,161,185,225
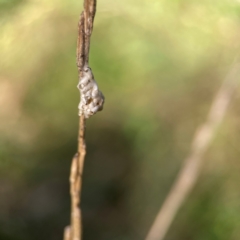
1,0,240,239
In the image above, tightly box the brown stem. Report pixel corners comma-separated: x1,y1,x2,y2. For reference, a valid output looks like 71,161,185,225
77,12,85,74
64,226,71,240
83,0,96,65
64,1,97,240
145,62,240,240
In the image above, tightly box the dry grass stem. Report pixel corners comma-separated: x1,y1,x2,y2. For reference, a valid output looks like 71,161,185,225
145,63,240,240
64,226,71,240
64,1,97,240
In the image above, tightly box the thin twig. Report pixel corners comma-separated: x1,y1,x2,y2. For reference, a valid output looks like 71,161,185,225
77,12,85,74
145,63,240,240
64,1,97,240
64,226,71,240
83,0,96,66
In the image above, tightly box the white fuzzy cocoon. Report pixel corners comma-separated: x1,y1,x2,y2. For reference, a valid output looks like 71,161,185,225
77,67,104,118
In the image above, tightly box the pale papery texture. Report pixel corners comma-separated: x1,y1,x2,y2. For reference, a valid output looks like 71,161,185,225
77,67,104,118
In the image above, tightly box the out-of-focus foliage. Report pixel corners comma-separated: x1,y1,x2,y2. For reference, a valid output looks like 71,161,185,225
0,0,240,239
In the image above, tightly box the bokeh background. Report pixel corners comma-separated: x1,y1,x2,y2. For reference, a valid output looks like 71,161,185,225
1,0,240,239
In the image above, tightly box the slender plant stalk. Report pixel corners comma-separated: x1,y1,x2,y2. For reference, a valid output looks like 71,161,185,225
145,62,240,240
64,1,97,240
